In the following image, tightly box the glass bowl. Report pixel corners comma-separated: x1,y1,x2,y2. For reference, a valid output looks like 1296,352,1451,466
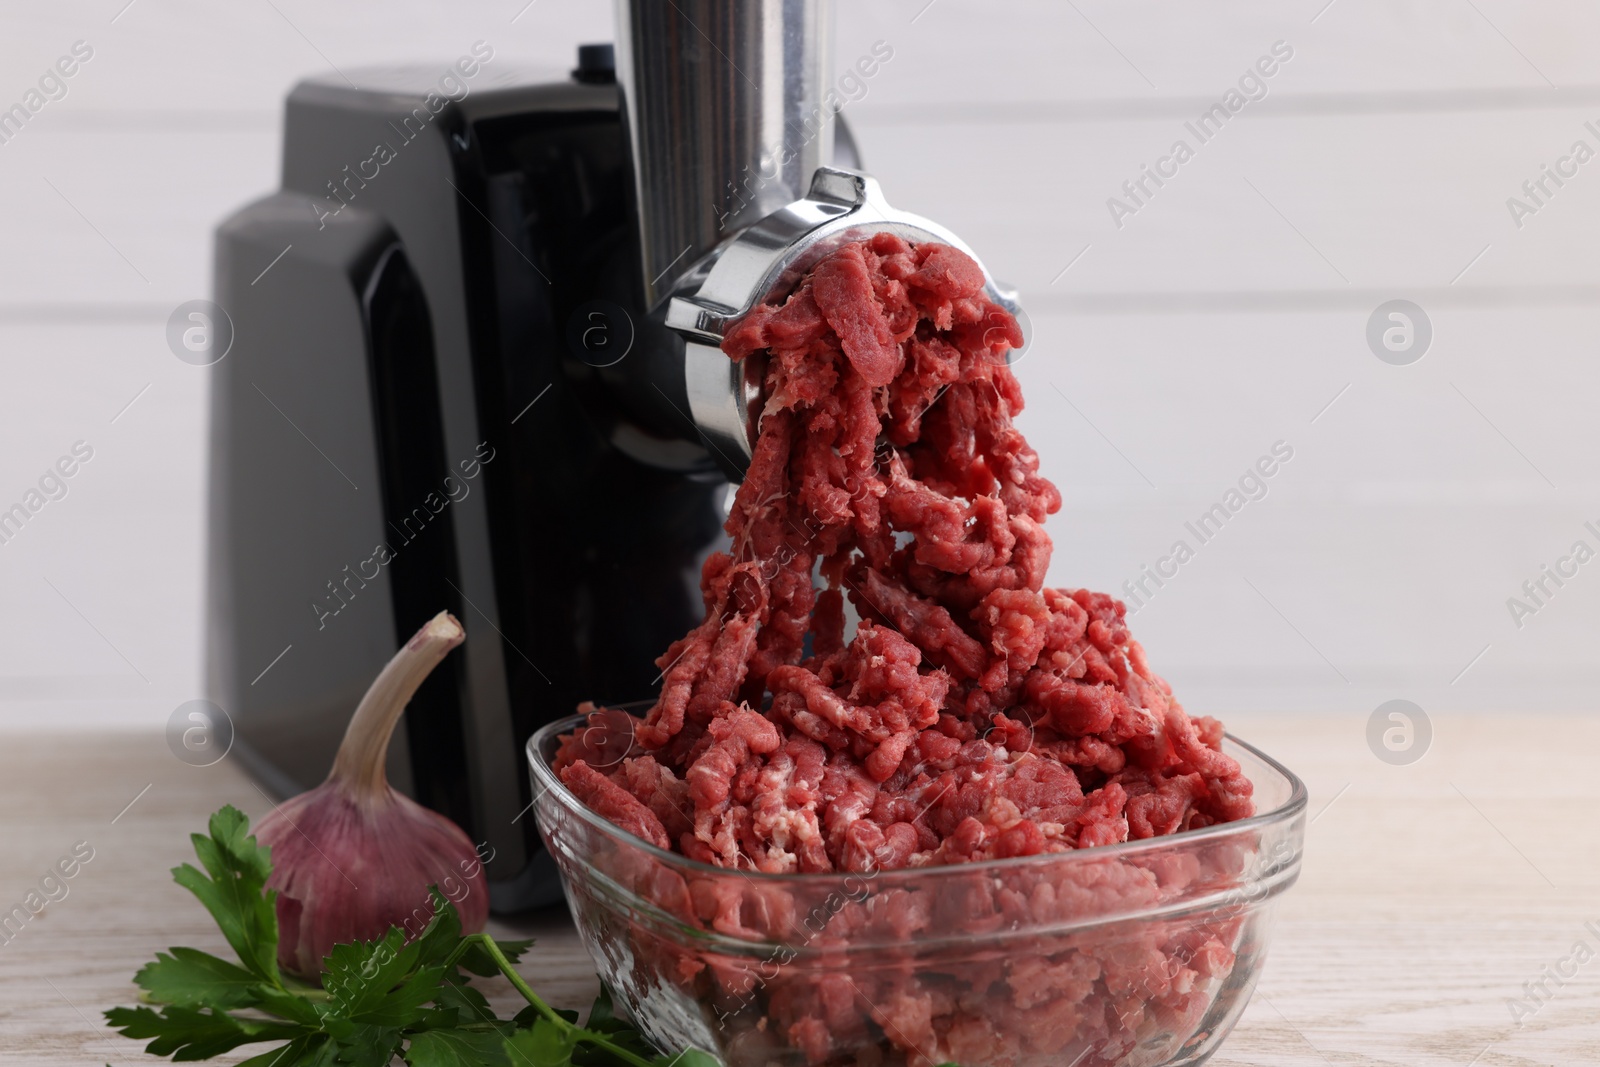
528,712,1305,1067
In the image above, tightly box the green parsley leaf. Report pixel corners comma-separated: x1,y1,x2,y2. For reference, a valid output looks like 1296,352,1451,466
584,985,622,1031
170,805,281,986
406,1028,513,1067
250,986,326,1029
328,1023,404,1066
455,936,534,978
231,1034,331,1067
567,986,658,1063
410,887,463,964
133,947,262,1010
435,971,502,1024
323,927,423,1020
504,1018,577,1066
104,1005,302,1059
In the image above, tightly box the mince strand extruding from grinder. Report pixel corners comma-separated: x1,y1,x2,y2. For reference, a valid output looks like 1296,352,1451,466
255,611,489,979
555,236,1253,873
553,236,1259,1066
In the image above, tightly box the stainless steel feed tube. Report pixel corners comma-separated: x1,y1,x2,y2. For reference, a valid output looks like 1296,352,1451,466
615,0,833,309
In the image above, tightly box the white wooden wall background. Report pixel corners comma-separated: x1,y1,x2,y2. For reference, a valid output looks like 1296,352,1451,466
1,1,1598,724
4,2,1599,730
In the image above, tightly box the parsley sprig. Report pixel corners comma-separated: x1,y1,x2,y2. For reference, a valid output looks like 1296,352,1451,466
106,806,714,1067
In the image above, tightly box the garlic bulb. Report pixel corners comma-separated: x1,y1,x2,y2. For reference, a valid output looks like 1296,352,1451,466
254,611,490,978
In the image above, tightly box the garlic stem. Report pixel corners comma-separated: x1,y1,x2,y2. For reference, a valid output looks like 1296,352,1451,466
329,611,465,801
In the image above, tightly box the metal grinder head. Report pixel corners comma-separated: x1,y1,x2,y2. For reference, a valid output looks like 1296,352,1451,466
611,1,1026,480
668,167,1027,477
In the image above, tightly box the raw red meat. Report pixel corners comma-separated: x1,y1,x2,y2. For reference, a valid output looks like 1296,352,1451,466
554,235,1256,1065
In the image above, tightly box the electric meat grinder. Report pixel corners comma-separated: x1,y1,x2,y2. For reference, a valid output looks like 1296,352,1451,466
208,0,1024,911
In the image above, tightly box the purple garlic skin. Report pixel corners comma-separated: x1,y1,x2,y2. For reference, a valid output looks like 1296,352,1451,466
254,612,489,979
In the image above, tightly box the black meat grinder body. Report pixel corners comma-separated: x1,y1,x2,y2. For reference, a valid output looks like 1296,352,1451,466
208,25,857,910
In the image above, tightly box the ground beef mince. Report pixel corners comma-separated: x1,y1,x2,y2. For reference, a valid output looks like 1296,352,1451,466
554,235,1256,1065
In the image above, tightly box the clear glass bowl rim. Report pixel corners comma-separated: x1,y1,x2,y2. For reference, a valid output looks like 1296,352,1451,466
526,710,1307,887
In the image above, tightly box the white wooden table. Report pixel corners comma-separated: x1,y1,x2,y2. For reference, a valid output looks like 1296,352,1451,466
2,712,1595,1065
